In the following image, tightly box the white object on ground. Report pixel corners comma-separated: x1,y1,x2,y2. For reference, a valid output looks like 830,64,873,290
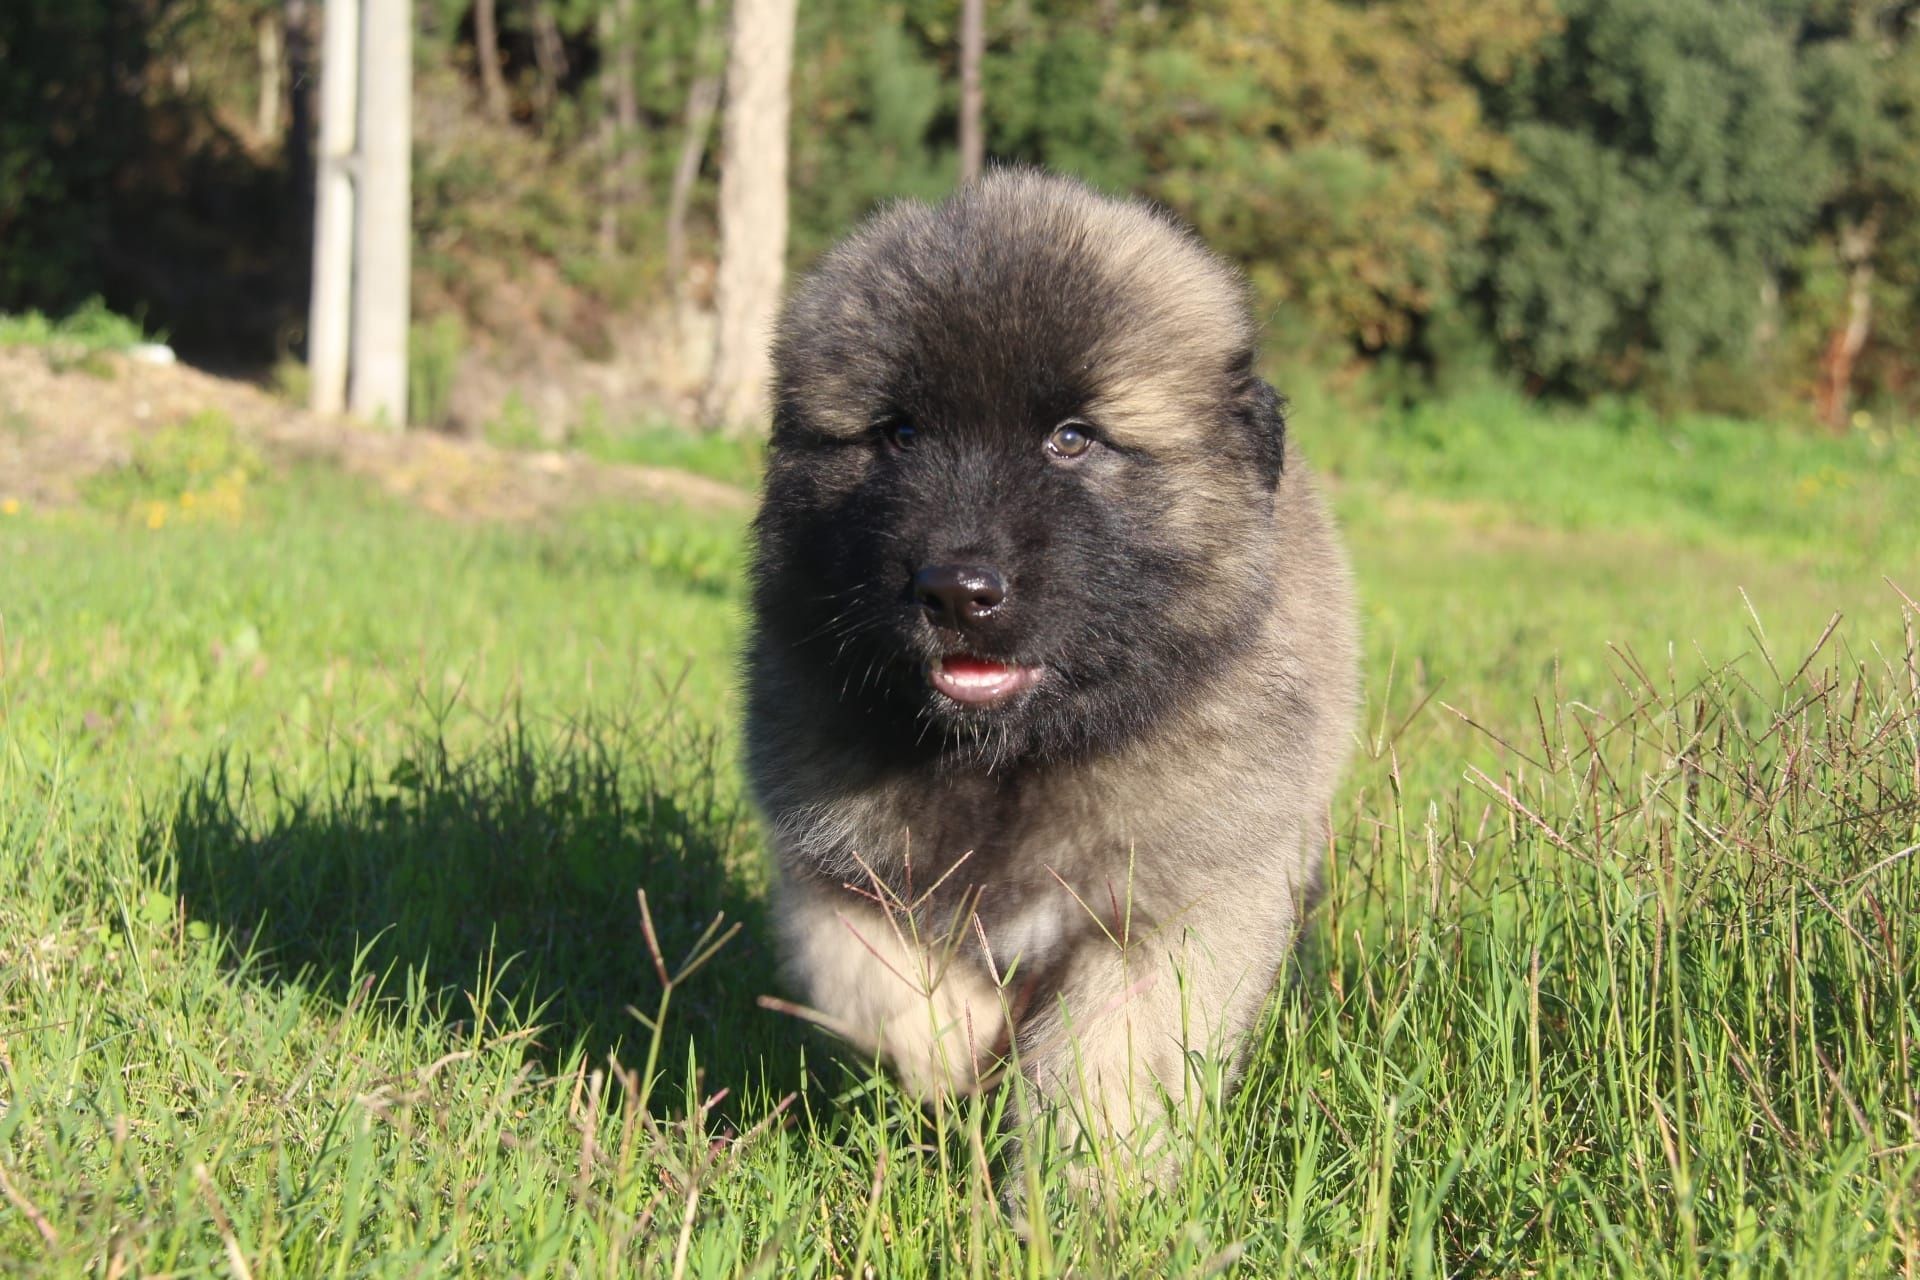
128,343,177,366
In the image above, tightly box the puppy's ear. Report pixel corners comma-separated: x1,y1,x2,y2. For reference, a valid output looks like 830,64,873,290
1239,376,1287,491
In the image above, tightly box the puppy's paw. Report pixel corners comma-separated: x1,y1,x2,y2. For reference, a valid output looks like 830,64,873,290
878,972,1009,1101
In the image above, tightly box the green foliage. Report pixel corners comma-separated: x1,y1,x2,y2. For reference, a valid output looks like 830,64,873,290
1798,3,1920,226
0,297,151,352
1792,4,1920,407
0,1,152,308
1483,0,1823,391
789,2,956,262
0,297,155,376
80,409,263,523
1121,0,1555,353
482,388,546,449
0,0,304,362
986,17,1140,188
8,0,1920,413
413,62,610,292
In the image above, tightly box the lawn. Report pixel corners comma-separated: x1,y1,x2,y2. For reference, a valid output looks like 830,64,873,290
1,396,1916,1275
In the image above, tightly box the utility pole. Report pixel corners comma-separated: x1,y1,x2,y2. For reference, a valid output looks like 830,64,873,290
308,0,357,416
351,0,410,425
308,0,411,426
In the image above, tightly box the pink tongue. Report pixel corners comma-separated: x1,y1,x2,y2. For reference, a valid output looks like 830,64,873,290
943,656,1009,678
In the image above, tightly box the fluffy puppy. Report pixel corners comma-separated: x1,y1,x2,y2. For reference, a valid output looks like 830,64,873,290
745,170,1358,1169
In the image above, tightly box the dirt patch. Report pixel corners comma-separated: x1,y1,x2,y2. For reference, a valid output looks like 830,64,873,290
0,346,748,520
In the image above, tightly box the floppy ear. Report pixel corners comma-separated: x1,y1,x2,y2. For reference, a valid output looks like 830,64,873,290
1241,376,1287,491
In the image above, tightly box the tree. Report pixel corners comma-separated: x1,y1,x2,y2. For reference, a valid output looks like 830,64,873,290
473,0,509,122
666,0,725,288
1115,0,1554,353
596,0,646,253
700,0,798,431
255,0,285,139
528,0,568,120
958,0,985,182
787,2,952,264
0,0,157,310
1481,0,1823,392
1798,1,1920,428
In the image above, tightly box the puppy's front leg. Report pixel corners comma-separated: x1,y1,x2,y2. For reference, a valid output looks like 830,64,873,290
776,876,1011,1101
1013,879,1300,1179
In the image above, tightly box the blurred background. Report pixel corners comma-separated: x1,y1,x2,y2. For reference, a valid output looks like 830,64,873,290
3,0,1917,439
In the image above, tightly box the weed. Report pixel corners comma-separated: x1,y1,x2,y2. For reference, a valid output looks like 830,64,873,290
409,314,465,430
80,409,262,525
484,388,547,450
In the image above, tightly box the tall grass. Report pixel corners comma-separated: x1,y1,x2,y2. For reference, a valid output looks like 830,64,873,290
2,605,1913,1273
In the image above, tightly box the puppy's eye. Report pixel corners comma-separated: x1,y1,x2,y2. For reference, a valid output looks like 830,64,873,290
885,420,918,450
1045,421,1094,460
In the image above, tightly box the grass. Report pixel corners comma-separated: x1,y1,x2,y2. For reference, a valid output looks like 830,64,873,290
0,397,1916,1274
565,420,766,487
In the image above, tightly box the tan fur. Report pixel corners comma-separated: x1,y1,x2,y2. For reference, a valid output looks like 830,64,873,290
778,878,1011,1099
782,171,1249,452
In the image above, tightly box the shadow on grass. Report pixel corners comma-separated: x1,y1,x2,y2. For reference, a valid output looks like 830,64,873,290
147,709,789,1104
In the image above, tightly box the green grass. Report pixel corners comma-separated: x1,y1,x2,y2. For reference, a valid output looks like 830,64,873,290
1313,384,1920,570
567,420,767,487
1,402,1916,1274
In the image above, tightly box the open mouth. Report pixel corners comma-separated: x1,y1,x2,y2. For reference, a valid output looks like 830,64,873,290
927,654,1042,707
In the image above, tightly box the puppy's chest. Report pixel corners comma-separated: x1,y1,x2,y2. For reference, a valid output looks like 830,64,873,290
839,772,1131,975
850,770,1104,878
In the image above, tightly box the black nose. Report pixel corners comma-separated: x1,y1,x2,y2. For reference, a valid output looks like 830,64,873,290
913,564,1007,630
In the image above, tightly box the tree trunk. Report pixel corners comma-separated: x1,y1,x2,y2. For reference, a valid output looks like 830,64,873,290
699,0,798,432
308,0,358,416
666,0,723,289
473,0,509,123
614,0,645,205
1817,212,1878,433
958,0,985,183
351,0,413,426
1753,270,1778,355
597,6,619,255
598,0,646,252
530,0,568,119
256,5,285,141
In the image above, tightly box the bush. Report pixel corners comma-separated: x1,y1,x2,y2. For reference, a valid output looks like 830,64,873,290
0,297,154,374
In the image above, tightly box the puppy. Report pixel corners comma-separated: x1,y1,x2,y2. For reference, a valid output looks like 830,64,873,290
745,170,1358,1172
